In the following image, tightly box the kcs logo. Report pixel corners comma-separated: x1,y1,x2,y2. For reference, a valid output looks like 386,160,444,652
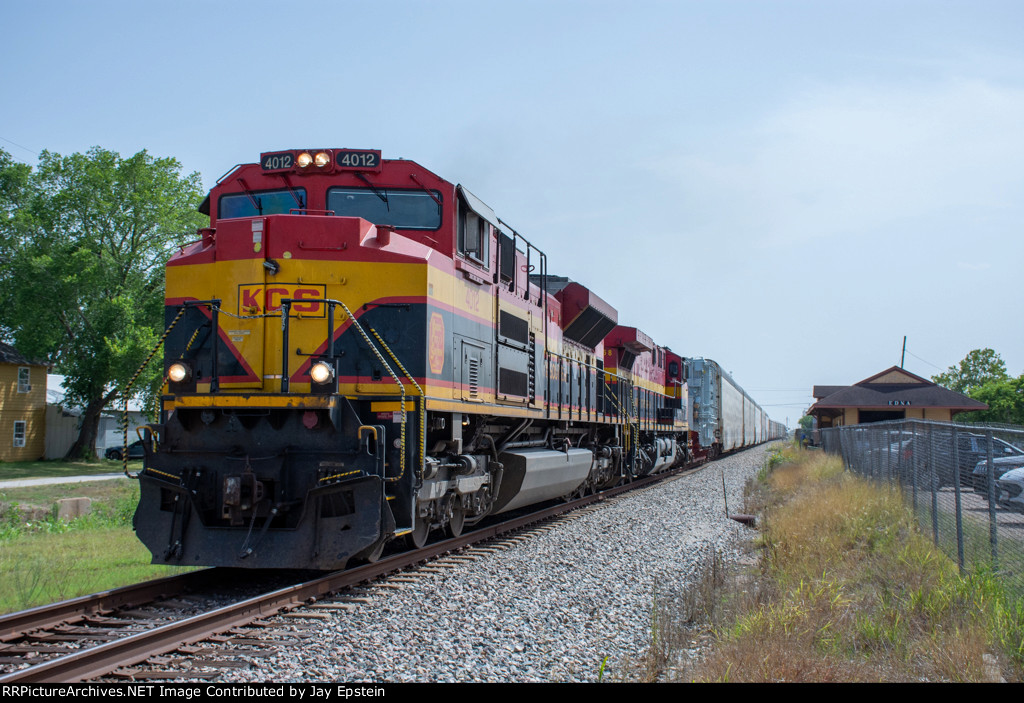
428,313,445,374
237,284,326,316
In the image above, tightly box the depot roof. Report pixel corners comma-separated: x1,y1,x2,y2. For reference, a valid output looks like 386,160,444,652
808,366,988,412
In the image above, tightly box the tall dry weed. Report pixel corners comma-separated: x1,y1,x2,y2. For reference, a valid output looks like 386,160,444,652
664,447,1020,682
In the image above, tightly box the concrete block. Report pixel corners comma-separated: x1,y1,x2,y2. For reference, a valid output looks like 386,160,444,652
7,503,50,522
55,497,92,520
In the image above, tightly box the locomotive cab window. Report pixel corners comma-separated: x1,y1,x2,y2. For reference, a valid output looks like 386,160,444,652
326,188,442,230
456,185,499,270
459,209,489,267
219,188,306,219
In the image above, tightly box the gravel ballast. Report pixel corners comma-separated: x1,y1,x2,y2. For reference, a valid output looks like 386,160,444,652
220,443,773,683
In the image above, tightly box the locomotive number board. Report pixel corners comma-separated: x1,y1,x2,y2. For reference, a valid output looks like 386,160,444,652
260,151,295,172
336,149,382,171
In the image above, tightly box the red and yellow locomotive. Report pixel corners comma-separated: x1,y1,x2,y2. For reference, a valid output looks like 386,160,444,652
134,148,763,570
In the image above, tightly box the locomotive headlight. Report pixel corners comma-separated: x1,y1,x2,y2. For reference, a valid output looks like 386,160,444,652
167,362,191,383
314,151,330,168
296,152,313,168
310,361,334,385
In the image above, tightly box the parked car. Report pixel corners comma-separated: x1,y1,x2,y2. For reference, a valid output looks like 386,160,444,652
971,453,1024,494
862,431,914,468
105,440,145,461
993,468,1024,513
892,432,1023,489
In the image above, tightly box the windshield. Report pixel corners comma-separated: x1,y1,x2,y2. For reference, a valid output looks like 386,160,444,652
219,188,306,219
327,187,441,230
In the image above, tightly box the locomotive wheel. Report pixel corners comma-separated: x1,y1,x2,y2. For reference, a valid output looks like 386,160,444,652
448,507,465,538
407,515,429,549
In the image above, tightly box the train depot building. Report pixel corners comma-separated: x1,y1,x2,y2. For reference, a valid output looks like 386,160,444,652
808,366,987,428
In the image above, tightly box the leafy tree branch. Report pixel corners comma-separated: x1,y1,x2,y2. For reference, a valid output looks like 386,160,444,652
0,146,206,458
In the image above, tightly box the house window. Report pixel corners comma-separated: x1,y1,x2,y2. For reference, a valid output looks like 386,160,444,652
13,421,26,448
18,367,30,393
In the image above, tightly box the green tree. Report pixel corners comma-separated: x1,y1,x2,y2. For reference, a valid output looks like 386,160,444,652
0,150,35,341
956,375,1024,426
798,415,814,430
0,147,206,458
931,348,1008,395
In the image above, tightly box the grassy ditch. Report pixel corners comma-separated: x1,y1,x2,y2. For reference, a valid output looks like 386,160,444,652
651,444,1024,682
0,480,191,613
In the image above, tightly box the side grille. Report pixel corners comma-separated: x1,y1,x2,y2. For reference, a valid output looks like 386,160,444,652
467,355,480,400
499,310,529,345
499,368,529,397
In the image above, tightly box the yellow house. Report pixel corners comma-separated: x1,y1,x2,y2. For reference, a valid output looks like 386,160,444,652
808,366,988,428
0,342,47,462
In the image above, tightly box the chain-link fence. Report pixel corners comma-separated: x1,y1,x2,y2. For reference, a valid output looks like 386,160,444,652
820,419,1024,592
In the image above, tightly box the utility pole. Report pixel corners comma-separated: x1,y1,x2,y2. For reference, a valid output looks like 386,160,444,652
901,336,906,369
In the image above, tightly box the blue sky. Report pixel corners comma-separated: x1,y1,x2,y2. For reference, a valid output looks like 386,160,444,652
3,1,1023,424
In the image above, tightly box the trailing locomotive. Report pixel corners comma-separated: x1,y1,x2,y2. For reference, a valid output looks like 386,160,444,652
133,148,785,570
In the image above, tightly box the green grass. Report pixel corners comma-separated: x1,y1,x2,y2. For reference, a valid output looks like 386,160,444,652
758,441,795,481
0,457,139,480
0,477,137,513
0,479,194,612
0,478,140,542
902,483,1024,597
0,528,189,612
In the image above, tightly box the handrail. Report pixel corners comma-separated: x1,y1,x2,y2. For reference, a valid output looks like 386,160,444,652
280,298,408,483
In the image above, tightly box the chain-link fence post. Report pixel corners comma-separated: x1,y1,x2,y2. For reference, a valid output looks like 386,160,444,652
886,423,894,483
927,424,936,544
951,424,965,573
911,422,919,514
871,425,879,481
986,429,999,570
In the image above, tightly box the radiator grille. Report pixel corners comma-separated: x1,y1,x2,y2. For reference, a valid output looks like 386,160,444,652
499,367,529,397
499,310,529,345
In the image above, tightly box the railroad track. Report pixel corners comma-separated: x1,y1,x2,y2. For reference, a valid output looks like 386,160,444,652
0,461,705,683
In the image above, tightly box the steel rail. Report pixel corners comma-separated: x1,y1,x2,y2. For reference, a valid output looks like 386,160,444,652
0,459,706,683
0,569,225,643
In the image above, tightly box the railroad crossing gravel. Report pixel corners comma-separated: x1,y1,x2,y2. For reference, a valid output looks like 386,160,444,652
219,444,772,683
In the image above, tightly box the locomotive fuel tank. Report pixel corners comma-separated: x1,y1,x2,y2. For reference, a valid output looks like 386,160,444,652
491,447,593,513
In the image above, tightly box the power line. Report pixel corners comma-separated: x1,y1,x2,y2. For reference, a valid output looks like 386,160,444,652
0,136,38,157
746,388,811,392
906,350,944,371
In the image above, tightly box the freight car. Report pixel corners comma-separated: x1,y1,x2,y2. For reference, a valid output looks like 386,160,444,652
131,148,785,570
686,358,786,460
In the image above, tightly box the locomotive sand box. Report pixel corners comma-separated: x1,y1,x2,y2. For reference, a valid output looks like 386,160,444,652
132,148,785,570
